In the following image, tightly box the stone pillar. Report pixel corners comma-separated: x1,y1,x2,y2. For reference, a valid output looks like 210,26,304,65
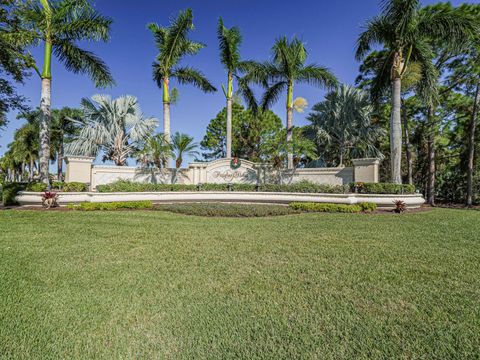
64,156,94,184
352,158,380,183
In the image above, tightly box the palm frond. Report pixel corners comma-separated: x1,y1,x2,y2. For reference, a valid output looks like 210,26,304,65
53,39,114,87
261,81,287,111
217,17,242,71
297,64,338,89
53,0,112,42
171,66,217,93
355,16,393,60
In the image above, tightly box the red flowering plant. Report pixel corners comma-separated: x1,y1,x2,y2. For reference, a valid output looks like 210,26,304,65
42,191,59,209
393,200,407,213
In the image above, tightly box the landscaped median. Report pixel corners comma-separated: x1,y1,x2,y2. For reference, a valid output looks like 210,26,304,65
63,201,379,216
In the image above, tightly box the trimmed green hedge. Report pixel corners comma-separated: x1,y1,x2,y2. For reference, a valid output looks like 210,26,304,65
97,180,416,195
289,202,377,213
289,202,362,213
358,202,378,212
25,182,48,192
68,201,153,211
158,203,300,217
97,180,348,194
351,182,416,194
52,182,88,192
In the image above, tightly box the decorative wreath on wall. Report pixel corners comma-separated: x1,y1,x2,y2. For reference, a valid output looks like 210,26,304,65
230,157,241,169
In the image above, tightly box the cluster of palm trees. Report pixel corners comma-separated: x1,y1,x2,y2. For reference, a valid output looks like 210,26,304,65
1,0,479,205
356,0,477,204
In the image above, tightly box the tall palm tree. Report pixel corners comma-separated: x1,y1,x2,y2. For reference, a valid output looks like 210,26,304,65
66,95,159,166
19,0,114,184
356,0,474,184
171,132,198,168
148,8,216,144
306,85,385,166
245,36,337,169
217,18,256,158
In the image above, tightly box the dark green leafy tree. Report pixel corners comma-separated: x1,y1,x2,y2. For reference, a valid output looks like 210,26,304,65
443,4,480,206
19,0,114,184
0,0,34,131
148,9,216,145
201,103,283,162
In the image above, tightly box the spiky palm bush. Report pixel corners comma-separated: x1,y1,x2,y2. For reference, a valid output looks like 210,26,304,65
306,85,385,166
66,95,158,166
136,133,173,170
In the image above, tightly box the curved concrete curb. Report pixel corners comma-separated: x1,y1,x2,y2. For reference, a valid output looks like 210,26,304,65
16,191,425,209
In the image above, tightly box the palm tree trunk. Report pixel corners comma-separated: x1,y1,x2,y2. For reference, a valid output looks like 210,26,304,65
427,106,435,206
402,100,413,185
57,147,63,182
391,77,403,184
226,97,233,158
226,72,233,159
286,81,294,169
163,77,171,144
39,77,51,185
29,158,34,181
466,79,480,207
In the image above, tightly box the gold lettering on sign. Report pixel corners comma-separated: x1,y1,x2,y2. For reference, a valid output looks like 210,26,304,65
212,170,242,182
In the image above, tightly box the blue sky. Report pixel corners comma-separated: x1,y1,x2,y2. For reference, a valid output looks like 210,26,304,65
0,0,468,161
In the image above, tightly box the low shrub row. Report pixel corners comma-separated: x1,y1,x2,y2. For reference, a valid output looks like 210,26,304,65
158,203,300,217
96,180,349,194
52,182,88,192
351,182,416,194
289,202,377,213
67,201,153,211
97,180,416,194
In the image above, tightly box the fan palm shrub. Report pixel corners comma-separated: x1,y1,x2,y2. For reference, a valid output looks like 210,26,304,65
244,36,337,169
19,0,114,184
148,8,216,144
66,95,158,166
356,0,475,184
306,84,385,166
136,133,173,170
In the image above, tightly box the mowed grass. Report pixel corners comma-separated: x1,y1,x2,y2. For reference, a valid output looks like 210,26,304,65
1,209,479,359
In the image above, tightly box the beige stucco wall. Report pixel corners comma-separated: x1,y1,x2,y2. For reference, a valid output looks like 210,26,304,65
65,156,95,184
64,156,379,189
352,158,380,183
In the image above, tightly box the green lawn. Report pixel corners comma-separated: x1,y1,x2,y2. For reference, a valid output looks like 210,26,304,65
1,209,479,359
